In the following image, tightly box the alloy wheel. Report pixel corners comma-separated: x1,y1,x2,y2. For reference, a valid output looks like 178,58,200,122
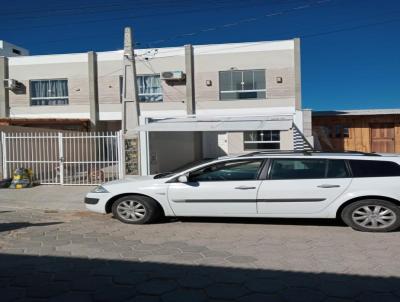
351,205,396,229
116,200,147,221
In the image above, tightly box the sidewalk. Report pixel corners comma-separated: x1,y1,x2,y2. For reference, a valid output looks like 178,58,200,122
0,185,95,211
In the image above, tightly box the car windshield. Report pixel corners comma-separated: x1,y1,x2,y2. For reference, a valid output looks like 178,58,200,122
153,158,215,179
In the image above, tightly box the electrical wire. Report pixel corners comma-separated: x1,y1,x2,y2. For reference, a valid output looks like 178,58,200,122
1,0,289,30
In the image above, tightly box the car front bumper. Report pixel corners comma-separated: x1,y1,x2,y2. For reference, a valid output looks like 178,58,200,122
84,192,112,214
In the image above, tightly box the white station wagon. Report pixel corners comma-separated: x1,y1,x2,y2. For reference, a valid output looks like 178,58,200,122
85,151,400,232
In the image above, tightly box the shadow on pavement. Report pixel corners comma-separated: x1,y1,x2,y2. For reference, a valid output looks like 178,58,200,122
0,253,398,301
0,222,62,233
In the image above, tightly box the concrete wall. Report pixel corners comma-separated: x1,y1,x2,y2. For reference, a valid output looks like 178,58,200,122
149,132,201,173
8,53,90,119
6,40,299,120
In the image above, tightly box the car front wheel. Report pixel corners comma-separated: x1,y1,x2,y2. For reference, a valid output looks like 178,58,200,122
341,199,400,232
112,195,161,224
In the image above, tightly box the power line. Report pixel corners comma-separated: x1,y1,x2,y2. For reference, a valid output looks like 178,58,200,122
1,0,287,30
139,0,336,48
1,0,242,20
22,0,328,49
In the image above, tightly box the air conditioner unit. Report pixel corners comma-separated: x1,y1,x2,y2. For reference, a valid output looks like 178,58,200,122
4,79,18,90
161,71,185,81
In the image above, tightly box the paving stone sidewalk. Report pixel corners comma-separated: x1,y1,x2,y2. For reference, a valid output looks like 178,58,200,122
0,208,400,302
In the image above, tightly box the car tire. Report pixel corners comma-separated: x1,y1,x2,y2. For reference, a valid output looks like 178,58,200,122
341,199,400,232
112,195,162,224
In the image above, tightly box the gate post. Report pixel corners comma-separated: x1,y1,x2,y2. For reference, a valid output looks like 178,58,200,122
117,130,124,179
1,132,7,179
58,132,64,185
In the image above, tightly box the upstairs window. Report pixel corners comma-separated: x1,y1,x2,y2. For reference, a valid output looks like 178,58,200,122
30,79,69,106
120,75,162,102
244,130,280,150
138,75,162,102
219,69,266,100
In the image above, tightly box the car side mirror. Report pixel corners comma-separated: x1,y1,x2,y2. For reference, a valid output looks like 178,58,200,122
177,175,188,183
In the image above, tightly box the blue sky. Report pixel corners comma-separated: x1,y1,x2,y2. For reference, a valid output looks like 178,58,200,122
1,0,399,110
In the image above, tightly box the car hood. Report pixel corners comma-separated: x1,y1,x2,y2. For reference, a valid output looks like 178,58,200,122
103,175,156,187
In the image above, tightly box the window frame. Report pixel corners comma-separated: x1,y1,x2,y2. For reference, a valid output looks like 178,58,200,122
178,159,268,182
29,78,69,106
219,69,266,101
265,158,351,180
120,74,163,103
243,130,281,151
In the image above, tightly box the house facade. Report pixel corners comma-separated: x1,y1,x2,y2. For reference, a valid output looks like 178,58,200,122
313,109,400,154
0,39,312,174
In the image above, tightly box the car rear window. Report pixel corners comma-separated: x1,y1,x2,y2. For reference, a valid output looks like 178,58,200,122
327,160,349,178
349,160,400,177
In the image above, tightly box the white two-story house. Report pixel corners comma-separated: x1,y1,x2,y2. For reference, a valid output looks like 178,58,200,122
0,39,312,174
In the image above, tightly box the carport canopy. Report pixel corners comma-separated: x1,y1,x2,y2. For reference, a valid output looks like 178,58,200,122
136,115,293,132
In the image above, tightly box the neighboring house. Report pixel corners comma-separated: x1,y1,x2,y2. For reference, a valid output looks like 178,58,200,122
0,41,29,57
0,39,312,174
313,109,400,153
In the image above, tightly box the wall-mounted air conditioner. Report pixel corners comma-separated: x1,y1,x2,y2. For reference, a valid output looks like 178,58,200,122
161,71,185,81
4,79,18,90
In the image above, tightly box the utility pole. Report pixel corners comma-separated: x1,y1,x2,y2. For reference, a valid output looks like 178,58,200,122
121,27,141,176
0,57,9,118
184,44,202,160
185,44,196,115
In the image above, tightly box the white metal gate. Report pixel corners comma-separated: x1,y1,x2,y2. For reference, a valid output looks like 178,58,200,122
1,131,123,185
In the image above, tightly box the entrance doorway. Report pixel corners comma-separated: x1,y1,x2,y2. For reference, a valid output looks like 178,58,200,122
370,123,395,153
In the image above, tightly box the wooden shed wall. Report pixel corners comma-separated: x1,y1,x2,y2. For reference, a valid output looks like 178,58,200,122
313,114,400,153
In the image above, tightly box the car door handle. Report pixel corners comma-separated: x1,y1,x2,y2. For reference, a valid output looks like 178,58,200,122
317,184,341,188
235,186,256,190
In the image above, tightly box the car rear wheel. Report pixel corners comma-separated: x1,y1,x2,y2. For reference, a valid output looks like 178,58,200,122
112,195,161,224
341,199,400,232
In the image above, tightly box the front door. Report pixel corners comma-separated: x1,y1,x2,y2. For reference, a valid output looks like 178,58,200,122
371,123,395,153
167,159,264,216
257,158,352,215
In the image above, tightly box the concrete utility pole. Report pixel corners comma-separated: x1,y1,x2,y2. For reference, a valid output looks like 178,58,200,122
121,27,141,175
185,44,196,115
184,44,202,160
0,57,10,118
88,51,99,129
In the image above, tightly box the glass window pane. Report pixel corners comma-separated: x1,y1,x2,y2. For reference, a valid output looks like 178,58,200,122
30,80,68,106
243,70,254,90
220,92,238,100
136,75,162,102
349,160,400,177
327,160,349,178
253,70,266,90
237,91,258,99
189,160,263,182
244,142,280,150
270,159,326,180
232,71,243,91
219,71,232,91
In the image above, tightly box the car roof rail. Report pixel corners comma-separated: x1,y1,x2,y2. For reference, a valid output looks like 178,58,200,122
239,150,381,157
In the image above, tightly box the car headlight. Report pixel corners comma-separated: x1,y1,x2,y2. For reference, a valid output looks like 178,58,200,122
91,185,109,193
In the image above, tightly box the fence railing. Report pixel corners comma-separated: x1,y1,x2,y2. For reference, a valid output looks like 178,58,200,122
1,131,123,185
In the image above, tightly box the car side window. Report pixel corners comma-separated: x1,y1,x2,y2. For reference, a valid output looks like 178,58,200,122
269,159,326,180
326,160,349,178
188,160,264,182
349,160,400,177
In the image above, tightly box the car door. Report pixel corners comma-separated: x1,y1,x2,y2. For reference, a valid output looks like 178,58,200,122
167,159,265,216
257,158,352,215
